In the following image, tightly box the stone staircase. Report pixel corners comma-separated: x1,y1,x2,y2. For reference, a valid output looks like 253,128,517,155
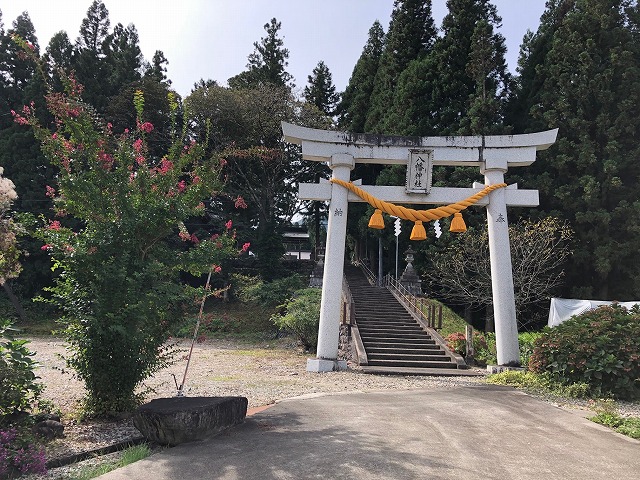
344,265,471,375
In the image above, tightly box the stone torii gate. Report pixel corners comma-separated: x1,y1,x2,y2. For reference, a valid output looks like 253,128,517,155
281,122,558,372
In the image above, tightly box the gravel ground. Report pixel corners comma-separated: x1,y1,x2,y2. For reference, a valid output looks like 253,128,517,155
22,335,640,479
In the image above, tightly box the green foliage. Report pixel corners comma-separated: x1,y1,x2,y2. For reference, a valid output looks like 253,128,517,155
272,288,321,351
303,61,338,117
589,399,640,440
227,18,292,89
70,444,151,480
529,305,640,399
444,331,487,357
0,319,43,418
444,329,543,367
337,21,385,133
513,0,640,299
232,273,305,307
487,370,591,398
365,0,437,133
15,59,241,415
518,331,542,368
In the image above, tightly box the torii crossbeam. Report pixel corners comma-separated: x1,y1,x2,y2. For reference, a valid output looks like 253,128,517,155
282,122,558,372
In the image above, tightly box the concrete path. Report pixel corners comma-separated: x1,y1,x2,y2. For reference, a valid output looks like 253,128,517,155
99,384,639,480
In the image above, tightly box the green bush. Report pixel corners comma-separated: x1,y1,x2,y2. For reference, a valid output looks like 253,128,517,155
529,305,640,399
518,332,543,368
232,273,306,306
0,319,43,418
271,288,321,351
487,370,590,398
588,399,640,439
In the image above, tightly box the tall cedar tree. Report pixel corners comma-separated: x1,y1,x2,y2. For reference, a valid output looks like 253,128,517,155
506,0,575,134
73,0,111,111
398,0,510,137
303,60,339,117
515,0,640,299
364,0,437,134
0,12,54,298
302,60,335,255
228,18,293,90
337,21,385,133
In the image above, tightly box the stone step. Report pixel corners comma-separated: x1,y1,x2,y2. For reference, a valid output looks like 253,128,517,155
366,346,445,355
368,353,451,363
360,366,482,376
360,331,432,339
359,329,426,338
366,359,457,369
363,341,440,349
357,324,424,331
356,316,415,322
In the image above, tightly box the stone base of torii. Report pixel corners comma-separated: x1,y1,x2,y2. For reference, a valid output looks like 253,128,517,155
281,122,558,372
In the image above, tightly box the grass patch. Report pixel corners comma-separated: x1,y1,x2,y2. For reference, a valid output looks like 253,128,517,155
427,300,467,338
486,370,590,398
589,399,640,440
69,444,152,480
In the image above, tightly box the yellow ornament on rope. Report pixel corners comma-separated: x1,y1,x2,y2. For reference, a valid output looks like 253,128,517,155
330,178,507,240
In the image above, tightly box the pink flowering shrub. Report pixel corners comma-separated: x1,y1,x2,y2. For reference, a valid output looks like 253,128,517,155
0,428,47,478
16,58,245,414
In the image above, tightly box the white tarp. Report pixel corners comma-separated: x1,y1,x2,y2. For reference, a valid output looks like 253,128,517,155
548,298,640,327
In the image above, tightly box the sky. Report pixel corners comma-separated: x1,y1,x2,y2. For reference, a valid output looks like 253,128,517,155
2,1,547,98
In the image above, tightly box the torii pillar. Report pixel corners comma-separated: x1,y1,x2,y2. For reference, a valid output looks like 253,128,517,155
282,122,558,372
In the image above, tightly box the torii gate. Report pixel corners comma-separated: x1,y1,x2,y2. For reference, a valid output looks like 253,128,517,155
281,122,558,372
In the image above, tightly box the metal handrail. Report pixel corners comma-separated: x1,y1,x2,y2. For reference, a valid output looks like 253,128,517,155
383,273,442,330
356,261,377,286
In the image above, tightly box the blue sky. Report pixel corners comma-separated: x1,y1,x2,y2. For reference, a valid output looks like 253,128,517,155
2,1,547,97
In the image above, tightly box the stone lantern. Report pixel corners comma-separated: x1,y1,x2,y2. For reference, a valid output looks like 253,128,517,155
399,247,422,296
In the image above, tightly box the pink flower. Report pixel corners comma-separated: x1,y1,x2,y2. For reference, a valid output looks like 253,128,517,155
10,110,29,125
179,231,190,241
159,158,173,175
234,196,247,209
140,122,154,133
196,202,205,210
49,220,61,231
242,242,250,252
106,122,113,133
52,133,58,140
225,220,232,230
133,138,144,152
211,234,219,240
99,152,114,169
220,158,227,167
213,264,222,273
192,175,201,184
40,244,52,251
177,180,187,193
136,155,146,165
190,233,200,244
45,185,56,198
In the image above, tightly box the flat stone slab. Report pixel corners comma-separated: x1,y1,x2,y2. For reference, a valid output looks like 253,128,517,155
133,396,248,446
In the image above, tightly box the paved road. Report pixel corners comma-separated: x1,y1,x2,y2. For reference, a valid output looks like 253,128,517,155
99,384,639,480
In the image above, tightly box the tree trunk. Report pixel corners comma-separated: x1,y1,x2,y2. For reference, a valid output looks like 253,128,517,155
485,304,494,333
2,281,27,322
